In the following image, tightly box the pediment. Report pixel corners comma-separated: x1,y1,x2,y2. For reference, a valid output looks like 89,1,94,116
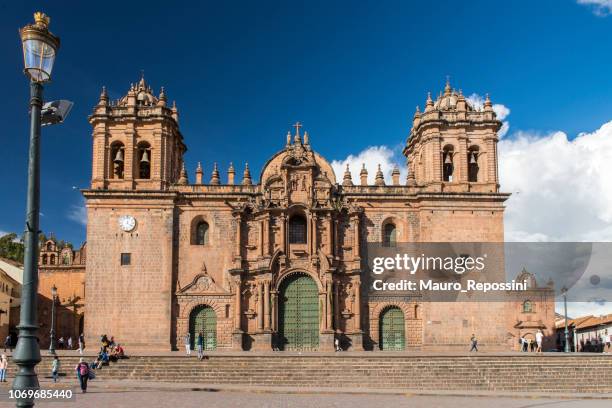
178,272,228,295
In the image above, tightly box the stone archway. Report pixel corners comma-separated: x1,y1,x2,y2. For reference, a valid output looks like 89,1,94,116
379,306,405,351
278,273,319,351
189,305,217,350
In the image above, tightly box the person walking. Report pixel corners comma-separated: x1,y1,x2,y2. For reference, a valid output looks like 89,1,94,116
184,332,191,356
58,336,65,349
470,334,478,352
67,336,73,350
51,355,60,382
197,331,204,360
75,358,89,393
0,354,7,382
3,335,11,353
535,330,543,353
78,333,84,355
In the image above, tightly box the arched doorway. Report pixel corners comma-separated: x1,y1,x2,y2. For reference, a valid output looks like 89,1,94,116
189,305,217,350
380,307,405,350
278,274,319,351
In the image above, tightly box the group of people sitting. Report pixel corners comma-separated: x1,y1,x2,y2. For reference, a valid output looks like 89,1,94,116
91,334,126,369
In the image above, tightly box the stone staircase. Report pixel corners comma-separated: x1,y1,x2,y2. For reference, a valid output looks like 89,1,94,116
8,354,612,393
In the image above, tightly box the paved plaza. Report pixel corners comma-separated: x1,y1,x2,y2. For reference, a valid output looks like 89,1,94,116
1,378,611,408
0,387,610,408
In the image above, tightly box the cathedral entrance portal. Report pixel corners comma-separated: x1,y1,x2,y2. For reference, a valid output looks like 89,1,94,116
380,307,405,351
278,274,319,351
189,305,217,350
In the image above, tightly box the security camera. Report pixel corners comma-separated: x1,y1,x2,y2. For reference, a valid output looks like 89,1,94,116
41,100,74,127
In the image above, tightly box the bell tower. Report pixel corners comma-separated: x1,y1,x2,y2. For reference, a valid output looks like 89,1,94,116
403,79,501,193
88,76,186,190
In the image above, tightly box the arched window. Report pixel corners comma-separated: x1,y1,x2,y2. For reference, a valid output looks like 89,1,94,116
195,221,209,245
468,146,479,182
110,142,125,179
442,145,454,182
49,254,55,265
42,254,48,265
523,300,533,313
137,142,151,179
46,242,53,251
63,254,70,265
383,223,397,247
289,215,307,244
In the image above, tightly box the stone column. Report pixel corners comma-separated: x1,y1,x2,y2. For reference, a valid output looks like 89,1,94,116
352,215,360,260
257,281,264,331
354,281,361,331
234,215,242,261
334,281,340,331
326,280,333,331
234,279,241,330
270,290,277,331
232,276,243,351
327,216,333,256
264,280,271,331
263,216,270,256
280,214,287,255
259,219,264,257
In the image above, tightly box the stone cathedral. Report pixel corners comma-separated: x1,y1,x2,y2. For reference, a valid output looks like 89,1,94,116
83,77,555,351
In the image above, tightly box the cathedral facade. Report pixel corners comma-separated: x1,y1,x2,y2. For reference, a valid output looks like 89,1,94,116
82,77,555,351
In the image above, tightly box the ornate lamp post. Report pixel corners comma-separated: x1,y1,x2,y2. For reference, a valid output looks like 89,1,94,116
562,286,570,353
48,285,57,355
13,12,60,407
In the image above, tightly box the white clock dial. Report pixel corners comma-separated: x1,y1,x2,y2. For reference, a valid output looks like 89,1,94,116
118,215,136,232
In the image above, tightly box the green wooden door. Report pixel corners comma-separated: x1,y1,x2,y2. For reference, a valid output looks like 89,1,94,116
279,274,319,351
380,307,405,350
190,305,217,350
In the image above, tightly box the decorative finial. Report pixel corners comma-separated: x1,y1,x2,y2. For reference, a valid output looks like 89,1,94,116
33,12,50,29
177,162,188,185
444,76,451,95
375,164,385,186
210,162,220,185
98,86,108,106
227,162,236,185
293,121,302,144
342,164,353,187
172,100,177,111
286,131,291,146
242,163,252,185
415,105,420,115
303,131,309,145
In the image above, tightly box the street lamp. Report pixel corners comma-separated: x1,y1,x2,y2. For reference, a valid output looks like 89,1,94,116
48,285,57,355
13,12,60,407
562,286,570,353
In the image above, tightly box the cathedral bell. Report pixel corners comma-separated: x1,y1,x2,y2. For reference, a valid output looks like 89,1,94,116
470,152,477,164
140,150,150,163
444,153,452,164
113,149,124,164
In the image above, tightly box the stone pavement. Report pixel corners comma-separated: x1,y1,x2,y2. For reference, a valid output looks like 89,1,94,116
0,383,610,408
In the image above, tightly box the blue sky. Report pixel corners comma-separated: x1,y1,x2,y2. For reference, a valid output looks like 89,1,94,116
1,0,611,247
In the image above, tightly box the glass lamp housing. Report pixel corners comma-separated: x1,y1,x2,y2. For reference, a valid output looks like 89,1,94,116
19,12,60,82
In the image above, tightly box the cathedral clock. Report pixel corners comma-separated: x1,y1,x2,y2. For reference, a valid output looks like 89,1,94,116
118,215,136,232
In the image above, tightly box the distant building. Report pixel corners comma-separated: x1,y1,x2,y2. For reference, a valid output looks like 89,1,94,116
0,258,22,345
37,239,86,348
557,314,612,352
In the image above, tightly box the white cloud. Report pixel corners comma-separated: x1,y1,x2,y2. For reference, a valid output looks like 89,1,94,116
331,145,406,185
466,93,511,138
499,121,612,242
577,0,612,16
67,201,87,226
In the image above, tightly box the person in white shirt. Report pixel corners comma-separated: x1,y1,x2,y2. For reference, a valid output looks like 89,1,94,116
535,330,543,353
184,333,191,355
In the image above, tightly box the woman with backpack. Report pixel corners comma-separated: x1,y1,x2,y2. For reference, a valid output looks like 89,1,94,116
75,357,90,393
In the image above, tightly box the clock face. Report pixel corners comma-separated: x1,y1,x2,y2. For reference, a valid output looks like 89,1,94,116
118,215,136,232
